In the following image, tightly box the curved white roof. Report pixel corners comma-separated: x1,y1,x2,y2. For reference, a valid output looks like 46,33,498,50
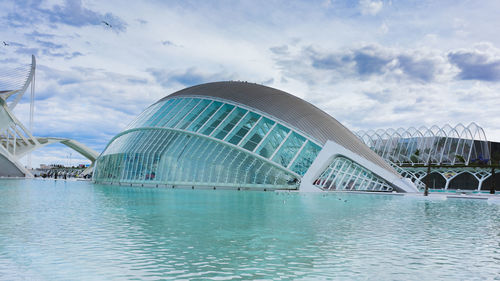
159,81,398,175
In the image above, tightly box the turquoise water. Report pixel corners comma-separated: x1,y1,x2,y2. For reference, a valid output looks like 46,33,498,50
0,179,499,280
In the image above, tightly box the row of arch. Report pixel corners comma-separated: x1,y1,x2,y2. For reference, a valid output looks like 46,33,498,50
402,167,499,191
356,123,490,166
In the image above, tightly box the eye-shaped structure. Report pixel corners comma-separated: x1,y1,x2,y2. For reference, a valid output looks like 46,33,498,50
93,82,417,192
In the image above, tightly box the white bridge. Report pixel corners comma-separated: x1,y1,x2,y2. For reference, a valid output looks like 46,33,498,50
0,55,98,177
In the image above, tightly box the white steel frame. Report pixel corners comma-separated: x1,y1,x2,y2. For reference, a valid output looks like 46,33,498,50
356,123,490,166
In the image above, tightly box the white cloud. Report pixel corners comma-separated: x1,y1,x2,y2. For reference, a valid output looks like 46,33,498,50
269,42,500,141
380,22,389,34
359,0,383,16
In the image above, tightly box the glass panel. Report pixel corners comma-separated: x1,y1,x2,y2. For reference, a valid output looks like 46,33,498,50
127,102,162,129
94,129,299,189
140,103,164,128
186,101,223,132
199,104,235,135
142,100,173,127
165,98,200,128
225,112,260,145
241,117,275,151
311,156,393,191
255,124,290,158
176,99,211,130
272,132,306,167
157,98,191,127
148,99,180,127
212,108,247,140
289,141,322,176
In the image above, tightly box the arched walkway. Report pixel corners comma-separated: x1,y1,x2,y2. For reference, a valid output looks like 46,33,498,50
448,173,478,190
422,172,446,189
481,171,500,191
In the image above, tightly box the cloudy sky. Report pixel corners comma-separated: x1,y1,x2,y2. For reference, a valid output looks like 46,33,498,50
1,0,500,167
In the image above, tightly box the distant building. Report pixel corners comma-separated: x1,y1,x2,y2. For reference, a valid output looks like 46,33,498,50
0,56,98,177
357,125,500,191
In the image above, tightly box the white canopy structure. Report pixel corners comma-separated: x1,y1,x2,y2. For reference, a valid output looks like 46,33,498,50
0,56,98,177
356,123,490,166
356,123,497,191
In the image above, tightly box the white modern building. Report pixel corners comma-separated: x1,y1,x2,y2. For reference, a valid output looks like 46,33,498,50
0,56,98,177
93,82,419,192
356,123,490,166
357,124,499,191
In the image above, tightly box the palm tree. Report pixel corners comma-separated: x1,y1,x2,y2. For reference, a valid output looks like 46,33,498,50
491,167,496,195
455,154,465,163
424,162,430,196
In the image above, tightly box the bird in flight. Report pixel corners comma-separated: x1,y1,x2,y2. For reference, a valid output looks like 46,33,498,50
2,41,8,46
101,21,112,28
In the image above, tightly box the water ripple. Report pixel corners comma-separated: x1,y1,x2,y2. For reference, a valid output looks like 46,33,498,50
0,180,499,280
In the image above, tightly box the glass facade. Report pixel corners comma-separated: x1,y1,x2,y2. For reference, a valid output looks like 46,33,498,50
94,129,298,188
313,156,393,192
94,96,323,189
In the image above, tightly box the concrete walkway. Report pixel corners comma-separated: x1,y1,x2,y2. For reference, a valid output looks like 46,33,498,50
276,189,500,204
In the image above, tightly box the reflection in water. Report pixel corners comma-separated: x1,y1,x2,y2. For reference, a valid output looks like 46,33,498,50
0,179,499,280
